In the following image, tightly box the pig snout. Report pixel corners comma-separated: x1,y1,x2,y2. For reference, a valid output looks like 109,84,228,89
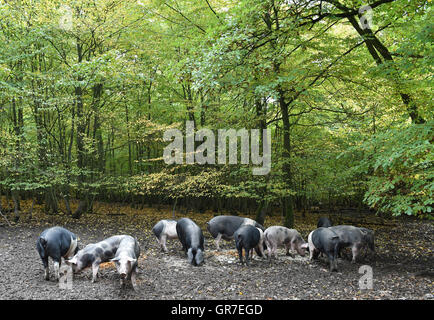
297,242,309,256
118,261,130,276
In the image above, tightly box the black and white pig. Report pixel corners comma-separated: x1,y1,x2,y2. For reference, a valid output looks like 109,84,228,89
329,225,375,263
264,226,308,259
317,217,333,228
308,227,341,272
111,235,140,290
207,215,265,250
176,218,204,266
36,226,79,281
65,235,126,282
234,225,263,266
152,219,178,252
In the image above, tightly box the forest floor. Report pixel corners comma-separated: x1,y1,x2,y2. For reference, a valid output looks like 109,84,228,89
0,199,432,300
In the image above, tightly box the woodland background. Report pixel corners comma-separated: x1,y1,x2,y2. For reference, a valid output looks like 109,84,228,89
0,0,432,226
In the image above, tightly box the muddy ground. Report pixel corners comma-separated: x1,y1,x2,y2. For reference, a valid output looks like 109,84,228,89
0,206,432,300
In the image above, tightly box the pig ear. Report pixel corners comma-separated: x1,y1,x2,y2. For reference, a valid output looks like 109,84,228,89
65,256,77,265
127,257,137,264
360,229,368,236
111,257,120,262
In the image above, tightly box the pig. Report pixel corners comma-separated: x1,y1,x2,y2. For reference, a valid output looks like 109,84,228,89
264,226,308,260
207,215,265,250
234,225,263,266
329,225,375,263
111,235,140,290
317,217,333,228
65,235,126,282
36,226,79,281
176,218,204,266
308,227,341,272
152,219,178,252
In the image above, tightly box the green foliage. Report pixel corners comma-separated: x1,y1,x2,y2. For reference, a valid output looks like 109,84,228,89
349,123,433,218
0,0,432,220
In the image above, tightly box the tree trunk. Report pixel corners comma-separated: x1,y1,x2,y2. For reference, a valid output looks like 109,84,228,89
11,190,20,222
279,89,295,228
255,200,268,226
72,41,87,219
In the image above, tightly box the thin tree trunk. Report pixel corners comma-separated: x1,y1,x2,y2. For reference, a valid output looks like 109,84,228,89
72,41,87,219
279,88,295,228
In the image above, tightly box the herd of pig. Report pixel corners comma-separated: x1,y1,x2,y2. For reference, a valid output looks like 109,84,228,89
36,215,375,291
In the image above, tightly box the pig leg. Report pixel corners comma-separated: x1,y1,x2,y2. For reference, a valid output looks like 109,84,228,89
215,233,222,251
237,248,243,265
325,251,338,272
53,260,61,281
363,244,373,259
245,249,250,266
272,245,278,259
265,241,272,260
267,245,273,261
329,256,338,272
160,235,168,252
363,245,369,258
308,240,316,261
91,263,100,283
42,257,49,280
131,267,138,292
269,244,276,260
285,243,291,256
50,248,62,280
259,245,265,258
155,236,161,247
287,243,296,258
258,239,265,257
256,243,265,258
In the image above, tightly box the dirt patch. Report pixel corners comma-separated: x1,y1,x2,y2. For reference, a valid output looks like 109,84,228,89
0,208,432,300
